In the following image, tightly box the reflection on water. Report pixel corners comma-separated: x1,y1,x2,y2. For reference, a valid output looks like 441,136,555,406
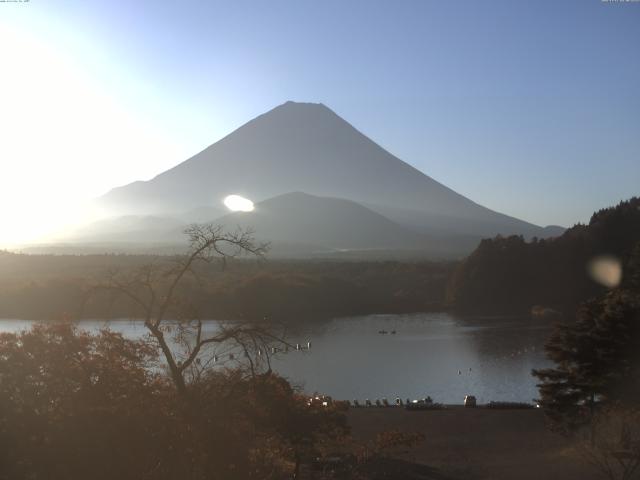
0,312,554,404
272,313,553,404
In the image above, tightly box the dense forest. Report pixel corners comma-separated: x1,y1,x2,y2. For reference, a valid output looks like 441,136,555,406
448,197,640,315
0,253,453,321
4,197,639,322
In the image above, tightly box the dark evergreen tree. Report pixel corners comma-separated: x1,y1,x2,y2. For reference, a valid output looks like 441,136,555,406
624,241,640,290
533,288,640,434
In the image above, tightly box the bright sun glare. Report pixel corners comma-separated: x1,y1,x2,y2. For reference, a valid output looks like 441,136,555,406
0,21,182,246
587,255,623,288
223,195,255,212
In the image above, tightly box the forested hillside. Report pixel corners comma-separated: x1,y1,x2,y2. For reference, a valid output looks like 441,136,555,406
448,197,640,314
0,253,452,321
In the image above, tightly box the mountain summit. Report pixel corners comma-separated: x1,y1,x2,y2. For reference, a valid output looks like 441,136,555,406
96,101,558,255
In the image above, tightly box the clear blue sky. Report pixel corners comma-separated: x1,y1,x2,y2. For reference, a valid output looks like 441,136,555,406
1,0,639,241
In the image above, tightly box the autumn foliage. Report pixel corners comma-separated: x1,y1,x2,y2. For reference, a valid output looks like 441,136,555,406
0,323,348,480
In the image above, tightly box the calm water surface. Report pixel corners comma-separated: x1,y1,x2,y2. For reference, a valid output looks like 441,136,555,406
0,313,554,404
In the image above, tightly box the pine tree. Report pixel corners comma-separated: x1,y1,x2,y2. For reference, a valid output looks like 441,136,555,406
533,289,640,434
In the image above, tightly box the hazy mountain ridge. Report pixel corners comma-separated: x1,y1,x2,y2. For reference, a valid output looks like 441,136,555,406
66,215,185,243
43,193,476,259
88,101,563,257
214,192,427,254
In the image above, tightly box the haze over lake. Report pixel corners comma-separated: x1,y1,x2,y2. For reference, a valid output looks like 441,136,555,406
0,313,552,404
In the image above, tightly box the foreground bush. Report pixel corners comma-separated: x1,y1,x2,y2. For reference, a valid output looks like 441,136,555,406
0,323,348,480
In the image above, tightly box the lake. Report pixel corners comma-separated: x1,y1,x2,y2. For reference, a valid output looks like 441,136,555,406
0,313,554,404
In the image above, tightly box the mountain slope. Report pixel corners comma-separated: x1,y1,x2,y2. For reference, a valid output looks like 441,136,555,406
212,192,428,255
98,101,552,240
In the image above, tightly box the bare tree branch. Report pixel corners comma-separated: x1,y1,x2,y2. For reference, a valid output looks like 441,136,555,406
86,223,280,396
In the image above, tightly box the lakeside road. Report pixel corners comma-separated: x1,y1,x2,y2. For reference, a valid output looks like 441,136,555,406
347,407,597,480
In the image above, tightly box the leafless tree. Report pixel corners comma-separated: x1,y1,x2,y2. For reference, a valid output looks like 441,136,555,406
88,224,289,396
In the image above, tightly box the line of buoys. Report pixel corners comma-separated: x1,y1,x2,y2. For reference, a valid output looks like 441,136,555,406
207,341,312,363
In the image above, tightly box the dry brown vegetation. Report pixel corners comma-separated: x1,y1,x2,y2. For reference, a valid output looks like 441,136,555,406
348,407,598,480
0,323,350,480
0,251,453,322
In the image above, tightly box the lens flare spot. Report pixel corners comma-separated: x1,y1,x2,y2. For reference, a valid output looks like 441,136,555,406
223,195,254,212
587,255,622,288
